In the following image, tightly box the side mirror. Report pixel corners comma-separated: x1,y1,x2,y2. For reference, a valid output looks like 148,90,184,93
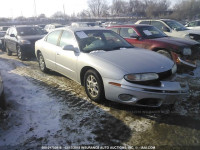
162,26,170,32
10,34,16,37
63,45,79,53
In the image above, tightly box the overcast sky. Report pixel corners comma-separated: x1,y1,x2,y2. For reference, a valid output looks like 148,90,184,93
0,0,179,18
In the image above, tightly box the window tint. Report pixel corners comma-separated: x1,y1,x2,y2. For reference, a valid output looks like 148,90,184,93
139,21,150,25
197,21,200,26
46,30,61,45
59,30,76,47
110,28,118,33
120,28,137,38
151,21,166,31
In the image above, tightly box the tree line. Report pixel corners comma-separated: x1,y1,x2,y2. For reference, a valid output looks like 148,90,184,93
0,0,200,22
78,0,200,20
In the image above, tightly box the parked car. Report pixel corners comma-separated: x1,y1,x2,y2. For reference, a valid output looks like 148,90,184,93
108,24,200,69
71,22,100,28
135,19,200,42
4,25,46,60
0,31,6,50
44,24,65,32
185,20,200,30
35,27,188,107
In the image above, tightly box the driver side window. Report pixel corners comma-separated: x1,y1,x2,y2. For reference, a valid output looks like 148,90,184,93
59,30,76,48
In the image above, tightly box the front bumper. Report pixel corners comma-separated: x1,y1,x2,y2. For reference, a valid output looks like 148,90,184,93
103,78,188,107
20,44,35,57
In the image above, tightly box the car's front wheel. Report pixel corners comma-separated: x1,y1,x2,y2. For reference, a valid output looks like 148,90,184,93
38,52,48,73
84,69,105,102
17,46,25,60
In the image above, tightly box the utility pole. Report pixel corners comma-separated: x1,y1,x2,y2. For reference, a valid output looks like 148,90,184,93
34,0,37,18
63,3,66,20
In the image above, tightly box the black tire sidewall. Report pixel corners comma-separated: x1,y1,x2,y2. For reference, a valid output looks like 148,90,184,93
17,46,25,60
84,70,105,102
38,52,48,73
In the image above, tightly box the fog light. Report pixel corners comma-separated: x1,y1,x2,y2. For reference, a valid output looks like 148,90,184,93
119,94,133,101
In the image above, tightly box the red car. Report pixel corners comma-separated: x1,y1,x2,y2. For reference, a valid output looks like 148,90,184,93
108,24,200,68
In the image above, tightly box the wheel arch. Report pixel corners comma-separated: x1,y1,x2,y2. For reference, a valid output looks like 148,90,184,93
80,66,103,86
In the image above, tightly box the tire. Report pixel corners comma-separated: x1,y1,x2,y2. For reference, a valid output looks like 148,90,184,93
6,45,12,56
157,50,172,59
17,46,25,60
38,52,48,73
84,69,105,102
0,90,6,110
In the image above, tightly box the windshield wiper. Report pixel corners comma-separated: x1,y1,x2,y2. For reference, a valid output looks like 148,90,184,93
111,46,133,50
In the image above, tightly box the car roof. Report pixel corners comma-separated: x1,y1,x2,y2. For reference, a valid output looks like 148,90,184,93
109,24,152,28
13,25,39,28
57,27,109,32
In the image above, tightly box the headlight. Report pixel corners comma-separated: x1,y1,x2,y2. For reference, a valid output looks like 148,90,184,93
171,64,177,74
19,40,31,44
182,48,191,55
124,73,159,82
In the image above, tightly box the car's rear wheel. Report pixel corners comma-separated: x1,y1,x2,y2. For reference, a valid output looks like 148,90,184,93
6,46,12,56
38,52,48,73
157,50,172,59
84,69,105,102
17,46,25,60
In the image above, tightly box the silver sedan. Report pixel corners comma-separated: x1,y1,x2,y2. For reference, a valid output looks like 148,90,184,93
35,27,188,107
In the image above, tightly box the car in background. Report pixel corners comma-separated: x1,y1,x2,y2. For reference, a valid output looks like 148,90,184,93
35,27,188,107
71,22,99,28
185,20,200,30
108,24,200,69
0,26,10,32
0,31,6,50
44,24,65,32
4,25,46,60
135,19,200,42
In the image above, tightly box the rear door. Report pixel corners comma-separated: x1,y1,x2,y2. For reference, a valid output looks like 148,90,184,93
41,30,62,70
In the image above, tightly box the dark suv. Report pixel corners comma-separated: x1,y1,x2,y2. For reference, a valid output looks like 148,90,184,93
4,25,46,60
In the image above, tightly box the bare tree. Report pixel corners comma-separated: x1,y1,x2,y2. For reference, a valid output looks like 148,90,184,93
87,0,109,17
171,0,200,20
111,0,128,16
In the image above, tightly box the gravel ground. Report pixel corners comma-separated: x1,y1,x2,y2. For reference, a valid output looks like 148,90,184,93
0,51,199,150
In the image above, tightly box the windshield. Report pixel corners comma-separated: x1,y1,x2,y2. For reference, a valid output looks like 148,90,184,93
75,30,134,53
17,27,46,36
163,20,189,31
136,26,167,39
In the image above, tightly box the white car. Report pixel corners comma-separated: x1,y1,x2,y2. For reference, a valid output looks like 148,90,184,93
185,20,200,30
135,19,200,42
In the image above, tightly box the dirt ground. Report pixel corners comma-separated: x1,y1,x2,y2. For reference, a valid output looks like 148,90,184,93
0,51,199,150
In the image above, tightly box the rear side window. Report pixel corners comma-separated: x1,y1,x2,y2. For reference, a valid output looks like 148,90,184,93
46,30,61,45
120,28,137,38
151,21,166,31
110,28,119,33
139,21,150,25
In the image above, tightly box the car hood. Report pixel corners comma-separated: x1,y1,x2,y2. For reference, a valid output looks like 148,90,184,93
89,48,174,74
176,29,200,36
150,36,198,47
18,34,45,41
